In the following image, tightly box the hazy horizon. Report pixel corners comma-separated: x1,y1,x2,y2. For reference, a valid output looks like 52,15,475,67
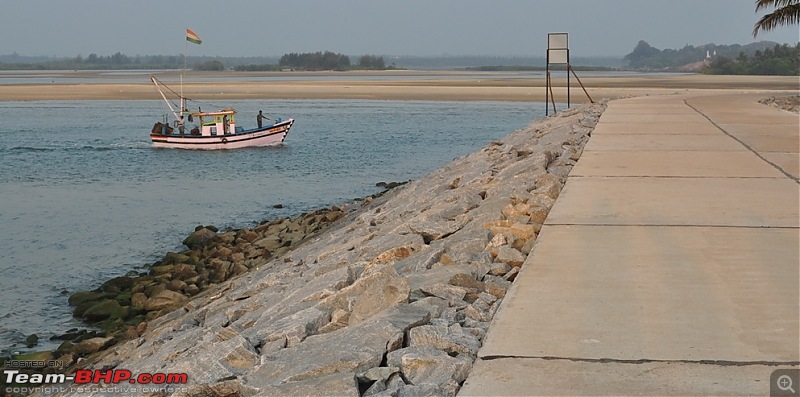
1,0,798,59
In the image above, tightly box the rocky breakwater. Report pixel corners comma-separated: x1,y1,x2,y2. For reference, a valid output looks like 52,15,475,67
58,206,353,361
46,103,604,397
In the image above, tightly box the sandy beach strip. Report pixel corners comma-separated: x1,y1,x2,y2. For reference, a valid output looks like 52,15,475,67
0,72,797,102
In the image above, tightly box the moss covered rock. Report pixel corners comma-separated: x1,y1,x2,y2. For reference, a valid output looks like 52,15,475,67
82,299,125,321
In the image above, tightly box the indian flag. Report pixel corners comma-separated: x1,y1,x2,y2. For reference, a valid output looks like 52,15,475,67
186,29,202,45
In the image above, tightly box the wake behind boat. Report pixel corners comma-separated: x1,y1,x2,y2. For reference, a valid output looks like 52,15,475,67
149,29,293,150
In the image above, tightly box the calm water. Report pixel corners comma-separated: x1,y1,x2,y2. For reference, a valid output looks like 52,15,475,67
0,98,547,354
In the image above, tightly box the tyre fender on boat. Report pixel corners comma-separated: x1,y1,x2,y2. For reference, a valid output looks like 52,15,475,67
221,137,228,144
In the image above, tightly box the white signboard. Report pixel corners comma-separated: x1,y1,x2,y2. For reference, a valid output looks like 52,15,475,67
547,33,569,65
548,33,568,50
548,49,569,64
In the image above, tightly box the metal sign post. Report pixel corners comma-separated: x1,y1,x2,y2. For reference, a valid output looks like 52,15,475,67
545,32,593,116
546,33,569,116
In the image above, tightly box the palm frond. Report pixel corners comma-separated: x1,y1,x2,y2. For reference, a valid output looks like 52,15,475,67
753,3,800,36
755,0,797,12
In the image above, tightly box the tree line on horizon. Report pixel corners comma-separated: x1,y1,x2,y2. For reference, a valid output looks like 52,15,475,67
1,40,797,75
234,51,389,71
706,42,800,75
0,51,392,72
624,40,799,75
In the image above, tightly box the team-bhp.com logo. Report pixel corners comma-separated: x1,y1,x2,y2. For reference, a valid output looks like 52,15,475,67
4,368,189,395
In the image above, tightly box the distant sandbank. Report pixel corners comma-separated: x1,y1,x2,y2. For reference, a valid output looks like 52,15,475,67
0,71,796,102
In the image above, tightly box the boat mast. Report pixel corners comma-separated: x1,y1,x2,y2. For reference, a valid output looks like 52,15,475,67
151,76,181,122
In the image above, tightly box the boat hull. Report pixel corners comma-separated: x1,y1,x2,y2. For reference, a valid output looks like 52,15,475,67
150,119,294,150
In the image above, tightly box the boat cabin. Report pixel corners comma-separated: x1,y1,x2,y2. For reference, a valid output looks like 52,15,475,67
190,109,241,136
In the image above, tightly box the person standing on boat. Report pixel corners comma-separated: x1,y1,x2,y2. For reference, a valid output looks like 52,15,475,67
257,110,269,129
177,115,185,135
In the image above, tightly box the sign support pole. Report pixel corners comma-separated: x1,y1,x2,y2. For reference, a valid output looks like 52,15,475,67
545,44,550,116
546,33,569,116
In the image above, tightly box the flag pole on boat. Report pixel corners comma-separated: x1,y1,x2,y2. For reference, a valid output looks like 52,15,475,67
183,29,202,118
181,32,186,108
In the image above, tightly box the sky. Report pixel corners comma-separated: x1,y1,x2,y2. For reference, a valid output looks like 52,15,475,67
1,0,798,58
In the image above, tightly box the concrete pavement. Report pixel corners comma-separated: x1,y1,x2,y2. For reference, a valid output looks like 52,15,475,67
460,93,799,396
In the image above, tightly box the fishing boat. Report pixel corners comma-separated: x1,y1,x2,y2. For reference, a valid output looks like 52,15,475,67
149,77,294,150
149,29,293,150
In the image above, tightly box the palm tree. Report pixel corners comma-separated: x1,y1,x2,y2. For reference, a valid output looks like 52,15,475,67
753,0,800,37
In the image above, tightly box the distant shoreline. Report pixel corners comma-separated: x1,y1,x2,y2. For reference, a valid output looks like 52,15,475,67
0,71,797,102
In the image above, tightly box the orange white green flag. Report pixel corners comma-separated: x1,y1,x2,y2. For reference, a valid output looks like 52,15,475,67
186,29,202,45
